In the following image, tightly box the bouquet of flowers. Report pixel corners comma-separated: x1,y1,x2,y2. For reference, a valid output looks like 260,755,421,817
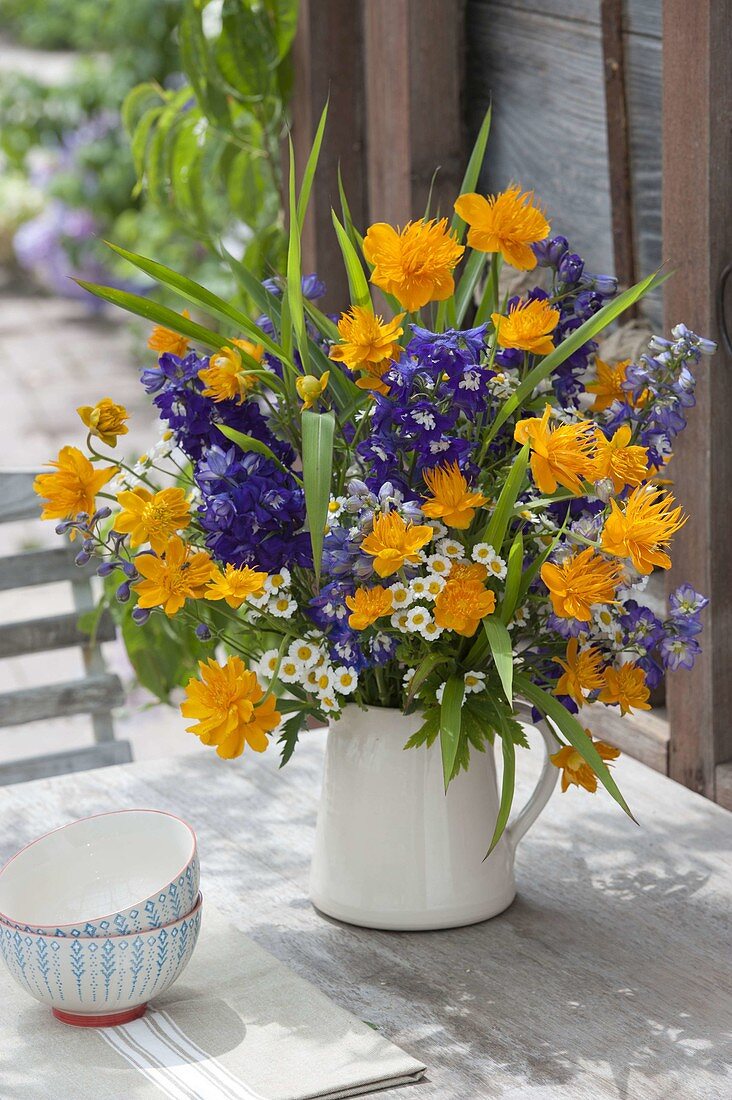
34,110,713,841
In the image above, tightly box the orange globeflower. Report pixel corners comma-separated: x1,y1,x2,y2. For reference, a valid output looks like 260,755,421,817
114,487,191,553
205,563,267,609
454,186,550,270
329,306,404,395
552,637,605,707
600,486,686,574
590,425,649,493
598,663,651,716
586,358,645,412
514,405,595,495
551,737,620,793
76,398,129,447
363,219,464,312
345,585,394,630
421,463,488,530
492,298,560,356
181,656,280,758
433,573,496,637
361,512,433,578
133,535,213,615
34,446,117,529
147,310,191,357
199,341,264,403
540,548,620,622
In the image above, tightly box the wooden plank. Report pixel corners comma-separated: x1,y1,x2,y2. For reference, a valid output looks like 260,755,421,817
0,470,42,524
0,736,729,1097
0,674,124,728
0,611,116,660
363,0,465,225
464,1,661,39
291,0,368,310
600,0,638,299
715,762,732,813
0,547,94,591
663,0,732,799
584,703,669,774
465,3,662,324
0,741,132,787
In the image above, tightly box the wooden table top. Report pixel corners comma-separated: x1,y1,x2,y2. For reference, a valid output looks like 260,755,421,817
1,726,730,1099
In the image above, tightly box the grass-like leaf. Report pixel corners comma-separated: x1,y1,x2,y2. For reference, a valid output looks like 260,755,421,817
217,425,299,482
500,531,524,624
302,410,335,585
440,675,465,791
483,616,514,704
296,100,328,229
486,733,515,856
74,280,227,350
515,673,636,821
451,104,492,241
286,137,309,373
332,210,372,309
482,442,529,550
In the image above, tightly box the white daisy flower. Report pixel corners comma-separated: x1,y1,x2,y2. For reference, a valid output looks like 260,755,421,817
422,574,446,600
471,543,507,581
332,666,358,695
508,606,529,630
288,638,320,669
435,682,446,704
464,670,487,694
427,520,448,540
277,657,301,685
402,667,417,689
593,606,617,635
436,538,465,560
304,666,322,690
390,610,410,632
389,582,412,609
426,553,452,576
269,595,297,618
256,648,279,680
311,667,335,695
265,568,291,594
420,620,444,641
405,606,432,633
318,692,340,714
247,589,270,609
326,496,346,521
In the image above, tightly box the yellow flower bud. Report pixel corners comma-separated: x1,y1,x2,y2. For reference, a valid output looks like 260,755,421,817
295,371,329,410
76,398,129,447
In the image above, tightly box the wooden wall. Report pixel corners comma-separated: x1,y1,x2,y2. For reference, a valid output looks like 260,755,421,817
466,0,662,322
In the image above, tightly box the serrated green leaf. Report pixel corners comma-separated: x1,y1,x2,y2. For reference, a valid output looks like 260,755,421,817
486,733,515,856
302,410,335,585
515,673,635,821
332,210,372,309
482,442,529,550
440,675,465,791
500,532,524,624
483,616,514,704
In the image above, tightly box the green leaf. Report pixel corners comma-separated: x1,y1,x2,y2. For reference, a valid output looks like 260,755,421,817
74,281,227,350
487,734,515,856
404,708,440,750
296,100,328,228
483,616,514,704
302,410,335,584
217,424,299,482
405,653,450,708
454,250,487,325
332,210,372,309
482,442,529,550
440,675,465,791
278,711,308,767
451,104,492,241
514,673,636,821
500,532,524,624
286,137,309,373
485,269,668,446
337,164,363,249
516,505,570,606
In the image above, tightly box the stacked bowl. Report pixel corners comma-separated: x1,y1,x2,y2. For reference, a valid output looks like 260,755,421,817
0,809,202,1027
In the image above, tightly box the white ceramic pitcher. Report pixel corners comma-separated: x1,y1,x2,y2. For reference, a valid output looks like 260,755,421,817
310,702,558,930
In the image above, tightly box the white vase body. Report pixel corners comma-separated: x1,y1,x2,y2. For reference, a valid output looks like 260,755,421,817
310,703,558,931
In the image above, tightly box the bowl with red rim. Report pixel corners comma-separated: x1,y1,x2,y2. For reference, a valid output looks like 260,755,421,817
0,893,203,1026
0,809,199,937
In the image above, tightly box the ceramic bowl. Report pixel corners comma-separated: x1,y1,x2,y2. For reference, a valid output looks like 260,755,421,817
0,810,199,936
0,893,203,1026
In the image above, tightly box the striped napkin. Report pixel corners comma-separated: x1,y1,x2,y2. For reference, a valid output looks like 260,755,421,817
1,907,426,1100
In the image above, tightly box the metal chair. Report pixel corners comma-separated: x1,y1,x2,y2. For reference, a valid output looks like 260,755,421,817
0,470,131,784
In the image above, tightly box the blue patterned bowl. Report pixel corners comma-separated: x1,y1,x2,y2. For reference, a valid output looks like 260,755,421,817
0,893,202,1026
0,810,199,937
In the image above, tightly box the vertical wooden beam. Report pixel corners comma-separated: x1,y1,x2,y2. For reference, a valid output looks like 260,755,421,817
600,0,637,299
663,0,732,798
291,0,367,310
363,0,465,226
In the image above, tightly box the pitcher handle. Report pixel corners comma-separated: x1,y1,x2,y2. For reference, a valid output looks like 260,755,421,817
506,702,559,854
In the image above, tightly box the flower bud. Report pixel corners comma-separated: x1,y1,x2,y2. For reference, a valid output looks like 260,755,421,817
116,581,131,603
132,607,150,625
75,550,91,566
195,624,212,641
97,562,115,577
